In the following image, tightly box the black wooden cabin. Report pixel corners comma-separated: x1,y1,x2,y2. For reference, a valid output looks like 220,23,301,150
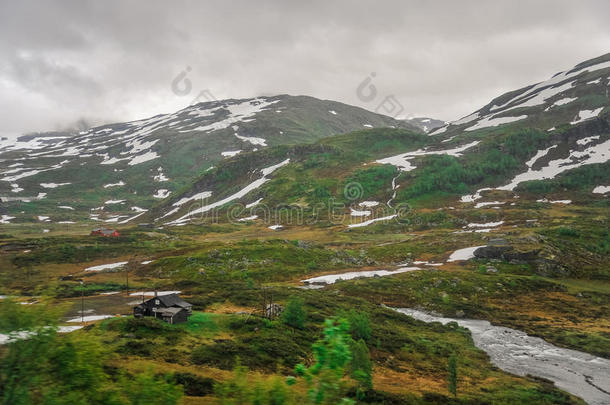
133,293,192,324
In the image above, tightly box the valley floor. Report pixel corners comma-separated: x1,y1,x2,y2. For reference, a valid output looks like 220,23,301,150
0,198,608,404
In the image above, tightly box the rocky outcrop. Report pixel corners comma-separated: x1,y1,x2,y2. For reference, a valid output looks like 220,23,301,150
473,236,569,277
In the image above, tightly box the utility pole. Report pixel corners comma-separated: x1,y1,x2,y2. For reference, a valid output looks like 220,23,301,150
80,280,84,323
261,286,267,319
125,265,129,296
269,289,274,320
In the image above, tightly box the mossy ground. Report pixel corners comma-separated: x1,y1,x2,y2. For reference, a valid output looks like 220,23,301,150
0,184,607,403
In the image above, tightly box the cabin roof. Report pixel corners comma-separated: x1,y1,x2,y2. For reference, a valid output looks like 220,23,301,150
147,293,191,308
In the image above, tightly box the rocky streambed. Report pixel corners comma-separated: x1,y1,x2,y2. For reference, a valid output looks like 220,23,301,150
394,308,610,405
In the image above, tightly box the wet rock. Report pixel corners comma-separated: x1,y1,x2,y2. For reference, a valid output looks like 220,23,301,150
474,244,512,259
455,310,465,318
297,240,312,249
265,303,283,318
488,238,510,246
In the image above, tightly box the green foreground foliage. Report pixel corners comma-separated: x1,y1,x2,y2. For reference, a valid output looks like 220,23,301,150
217,317,368,405
0,300,182,405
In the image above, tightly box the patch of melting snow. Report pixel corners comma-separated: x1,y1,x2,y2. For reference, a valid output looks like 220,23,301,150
118,211,146,224
1,215,15,224
10,183,23,193
84,261,128,272
412,261,443,267
246,198,263,208
154,167,169,182
168,159,290,225
104,215,128,223
268,224,283,230
571,107,604,125
350,208,371,217
592,185,610,194
100,156,130,165
128,150,159,165
40,182,71,188
179,98,279,133
153,189,171,199
490,59,610,113
329,110,338,115
552,97,577,107
464,140,610,200
234,133,267,146
474,201,505,208
460,188,493,203
172,190,212,207
58,205,74,210
376,141,480,172
103,181,125,188
428,125,447,135
363,124,373,128
67,315,114,323
577,135,600,146
105,199,125,204
141,260,153,265
498,140,610,191
221,150,242,157
238,215,258,222
536,199,572,204
393,308,610,405
348,214,397,228
464,115,527,131
302,267,421,286
526,145,558,167
467,221,504,228
358,201,379,208
37,215,50,222
452,112,480,126
447,245,486,262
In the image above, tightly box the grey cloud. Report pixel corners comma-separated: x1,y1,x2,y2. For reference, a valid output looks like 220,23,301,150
0,0,609,137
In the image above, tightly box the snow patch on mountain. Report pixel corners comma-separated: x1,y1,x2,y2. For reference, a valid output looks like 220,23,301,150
221,150,241,157
153,189,171,199
376,141,479,172
167,159,290,225
570,108,604,125
464,115,527,131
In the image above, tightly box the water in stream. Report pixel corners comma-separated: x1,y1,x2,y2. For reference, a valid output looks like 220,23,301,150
394,308,610,405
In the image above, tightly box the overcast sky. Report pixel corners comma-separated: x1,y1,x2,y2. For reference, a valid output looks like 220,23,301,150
1,0,609,138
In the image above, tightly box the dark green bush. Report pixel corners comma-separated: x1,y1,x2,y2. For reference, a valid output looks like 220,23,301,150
172,372,215,396
282,297,306,329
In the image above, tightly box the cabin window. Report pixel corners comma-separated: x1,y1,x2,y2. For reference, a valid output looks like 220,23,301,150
155,299,160,305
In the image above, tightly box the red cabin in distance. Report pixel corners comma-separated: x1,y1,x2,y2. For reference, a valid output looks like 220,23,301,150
90,228,120,237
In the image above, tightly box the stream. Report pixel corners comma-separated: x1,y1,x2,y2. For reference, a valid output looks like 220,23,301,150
394,308,610,405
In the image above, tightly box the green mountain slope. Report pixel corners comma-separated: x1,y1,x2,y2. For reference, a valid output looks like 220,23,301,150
0,95,418,224
153,53,610,226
